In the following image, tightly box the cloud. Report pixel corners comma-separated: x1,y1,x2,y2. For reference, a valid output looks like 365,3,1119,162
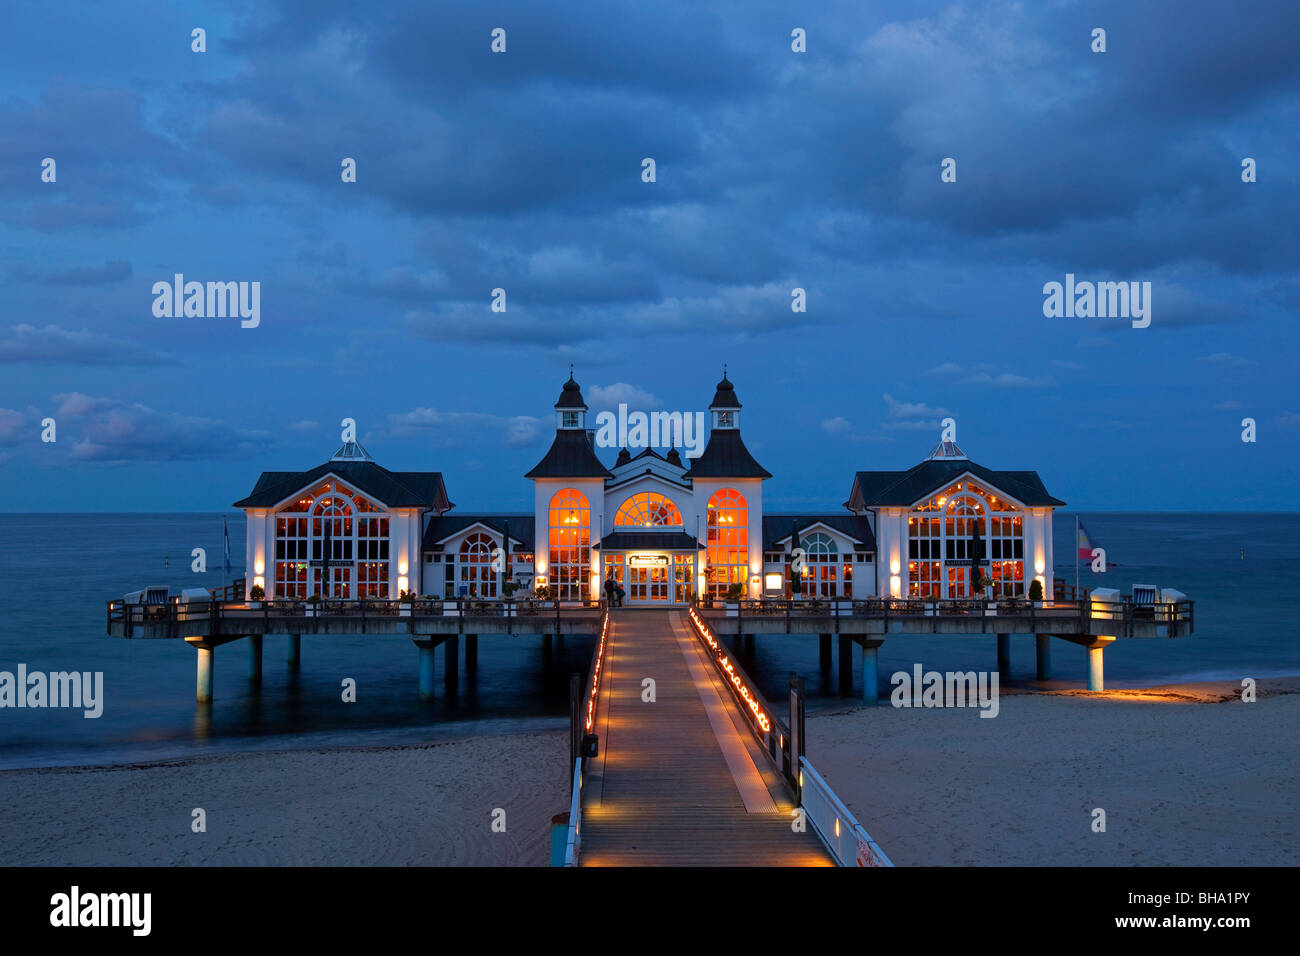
956,371,1054,388
1212,401,1242,410
1198,352,1257,370
587,383,662,411
11,260,132,285
1276,413,1300,428
0,408,25,440
385,407,545,448
925,362,963,377
883,393,950,420
50,393,272,463
0,325,171,365
821,417,853,434
286,420,320,432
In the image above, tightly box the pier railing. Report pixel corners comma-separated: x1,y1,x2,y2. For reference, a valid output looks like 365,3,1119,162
108,596,606,638
686,606,795,790
798,758,893,868
694,595,1193,637
562,608,610,867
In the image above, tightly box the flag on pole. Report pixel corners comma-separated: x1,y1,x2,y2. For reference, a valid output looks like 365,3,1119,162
1078,521,1119,566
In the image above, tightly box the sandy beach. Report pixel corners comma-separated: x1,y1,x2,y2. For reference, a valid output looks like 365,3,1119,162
0,730,569,866
2,679,1295,866
808,678,1300,866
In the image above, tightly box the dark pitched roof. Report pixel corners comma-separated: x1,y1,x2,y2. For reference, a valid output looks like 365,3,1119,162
422,514,535,551
846,460,1065,509
554,373,587,410
682,429,771,479
593,531,701,551
762,514,877,551
709,373,742,410
525,429,613,479
233,461,451,510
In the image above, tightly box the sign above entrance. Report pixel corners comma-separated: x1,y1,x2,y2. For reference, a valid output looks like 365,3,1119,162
627,554,669,567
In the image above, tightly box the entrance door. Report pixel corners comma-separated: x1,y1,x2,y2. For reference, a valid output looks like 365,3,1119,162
313,565,352,598
626,557,670,603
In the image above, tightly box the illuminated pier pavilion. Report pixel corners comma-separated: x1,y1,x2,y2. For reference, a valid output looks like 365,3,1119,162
236,372,1062,607
107,372,1192,702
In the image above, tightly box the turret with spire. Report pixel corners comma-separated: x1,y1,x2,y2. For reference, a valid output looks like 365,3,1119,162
525,370,613,479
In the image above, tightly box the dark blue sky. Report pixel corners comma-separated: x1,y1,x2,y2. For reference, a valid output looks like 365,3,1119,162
2,0,1297,512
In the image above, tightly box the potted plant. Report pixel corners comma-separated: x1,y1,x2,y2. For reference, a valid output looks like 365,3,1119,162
248,584,265,609
305,593,321,617
724,581,745,615
1028,579,1044,609
399,589,414,617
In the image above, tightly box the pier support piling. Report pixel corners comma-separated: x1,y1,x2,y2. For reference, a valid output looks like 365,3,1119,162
996,633,1011,681
287,633,301,670
248,635,262,684
196,646,213,703
445,636,458,688
418,644,436,699
860,641,880,705
1035,634,1051,681
838,636,853,694
1088,645,1105,692
819,634,832,670
466,634,477,671
543,634,553,651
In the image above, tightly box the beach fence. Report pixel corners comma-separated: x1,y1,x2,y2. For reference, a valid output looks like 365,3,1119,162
554,607,610,867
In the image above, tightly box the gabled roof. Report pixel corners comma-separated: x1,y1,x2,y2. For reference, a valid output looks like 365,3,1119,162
594,531,701,551
681,429,771,479
761,514,877,551
233,461,451,510
525,429,613,479
422,514,535,552
846,459,1065,509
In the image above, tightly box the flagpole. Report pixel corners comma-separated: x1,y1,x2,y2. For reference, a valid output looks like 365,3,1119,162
1075,514,1080,597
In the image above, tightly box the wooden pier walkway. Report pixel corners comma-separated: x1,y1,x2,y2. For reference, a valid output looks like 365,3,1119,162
579,610,832,866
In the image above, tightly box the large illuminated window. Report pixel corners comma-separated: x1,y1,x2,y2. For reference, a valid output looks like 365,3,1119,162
614,493,683,527
458,533,498,598
797,532,840,598
706,488,748,598
273,479,389,599
548,488,590,601
907,480,1023,598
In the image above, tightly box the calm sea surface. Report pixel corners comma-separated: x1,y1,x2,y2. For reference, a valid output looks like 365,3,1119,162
0,512,1296,769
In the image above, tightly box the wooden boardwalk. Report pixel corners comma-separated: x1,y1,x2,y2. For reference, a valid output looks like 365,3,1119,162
579,610,833,866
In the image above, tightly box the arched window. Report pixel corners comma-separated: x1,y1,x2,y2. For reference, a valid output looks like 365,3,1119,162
706,489,748,599
548,489,590,601
459,532,498,598
273,479,390,599
796,532,839,598
907,480,1023,598
614,492,683,527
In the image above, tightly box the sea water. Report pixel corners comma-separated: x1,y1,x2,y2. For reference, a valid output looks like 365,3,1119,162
0,512,1295,769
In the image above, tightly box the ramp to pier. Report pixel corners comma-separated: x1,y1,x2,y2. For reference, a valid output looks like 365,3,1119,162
579,610,832,866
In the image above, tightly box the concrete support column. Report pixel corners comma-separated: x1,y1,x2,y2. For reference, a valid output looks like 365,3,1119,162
1035,634,1051,680
287,633,301,670
543,634,553,650
996,633,1011,681
444,636,458,688
196,646,214,703
248,635,263,684
819,634,832,670
465,635,477,671
418,645,436,699
838,636,853,694
860,643,879,705
1088,645,1105,692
